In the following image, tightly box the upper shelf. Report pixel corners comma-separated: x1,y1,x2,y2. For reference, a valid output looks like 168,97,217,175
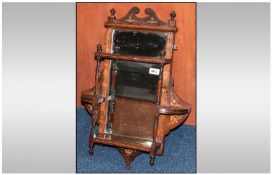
95,52,171,65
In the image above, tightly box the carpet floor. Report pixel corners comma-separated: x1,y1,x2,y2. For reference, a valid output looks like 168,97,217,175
76,108,196,173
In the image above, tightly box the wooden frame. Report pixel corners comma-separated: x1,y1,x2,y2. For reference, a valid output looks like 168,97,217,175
81,6,191,169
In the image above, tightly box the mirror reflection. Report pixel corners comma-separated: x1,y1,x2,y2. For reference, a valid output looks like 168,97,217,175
112,30,167,57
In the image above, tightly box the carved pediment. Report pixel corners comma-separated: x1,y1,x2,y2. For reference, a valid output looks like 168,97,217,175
106,6,177,28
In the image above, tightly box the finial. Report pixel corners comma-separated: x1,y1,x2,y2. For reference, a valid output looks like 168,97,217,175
108,8,116,22
110,8,116,17
96,44,102,52
168,10,176,27
170,11,176,20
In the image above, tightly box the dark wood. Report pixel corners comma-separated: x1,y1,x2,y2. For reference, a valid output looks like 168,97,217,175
95,52,171,64
105,23,177,32
158,106,189,115
94,133,152,152
168,11,177,27
116,7,167,26
81,7,191,169
105,7,178,32
117,147,142,170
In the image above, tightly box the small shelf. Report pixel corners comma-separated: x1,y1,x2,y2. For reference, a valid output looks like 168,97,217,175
105,22,178,33
94,133,153,152
95,52,171,65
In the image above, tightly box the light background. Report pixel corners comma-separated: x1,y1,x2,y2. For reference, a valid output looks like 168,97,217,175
197,3,270,173
2,2,270,173
2,3,76,173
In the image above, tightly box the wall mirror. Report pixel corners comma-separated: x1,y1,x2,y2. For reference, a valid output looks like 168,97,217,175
81,6,191,169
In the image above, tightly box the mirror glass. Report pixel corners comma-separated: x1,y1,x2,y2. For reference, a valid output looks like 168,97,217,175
112,30,167,57
114,60,161,103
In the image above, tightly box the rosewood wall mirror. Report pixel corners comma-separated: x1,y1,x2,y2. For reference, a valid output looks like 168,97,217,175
81,6,191,169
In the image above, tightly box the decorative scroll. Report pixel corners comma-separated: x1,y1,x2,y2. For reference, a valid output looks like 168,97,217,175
107,7,176,27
